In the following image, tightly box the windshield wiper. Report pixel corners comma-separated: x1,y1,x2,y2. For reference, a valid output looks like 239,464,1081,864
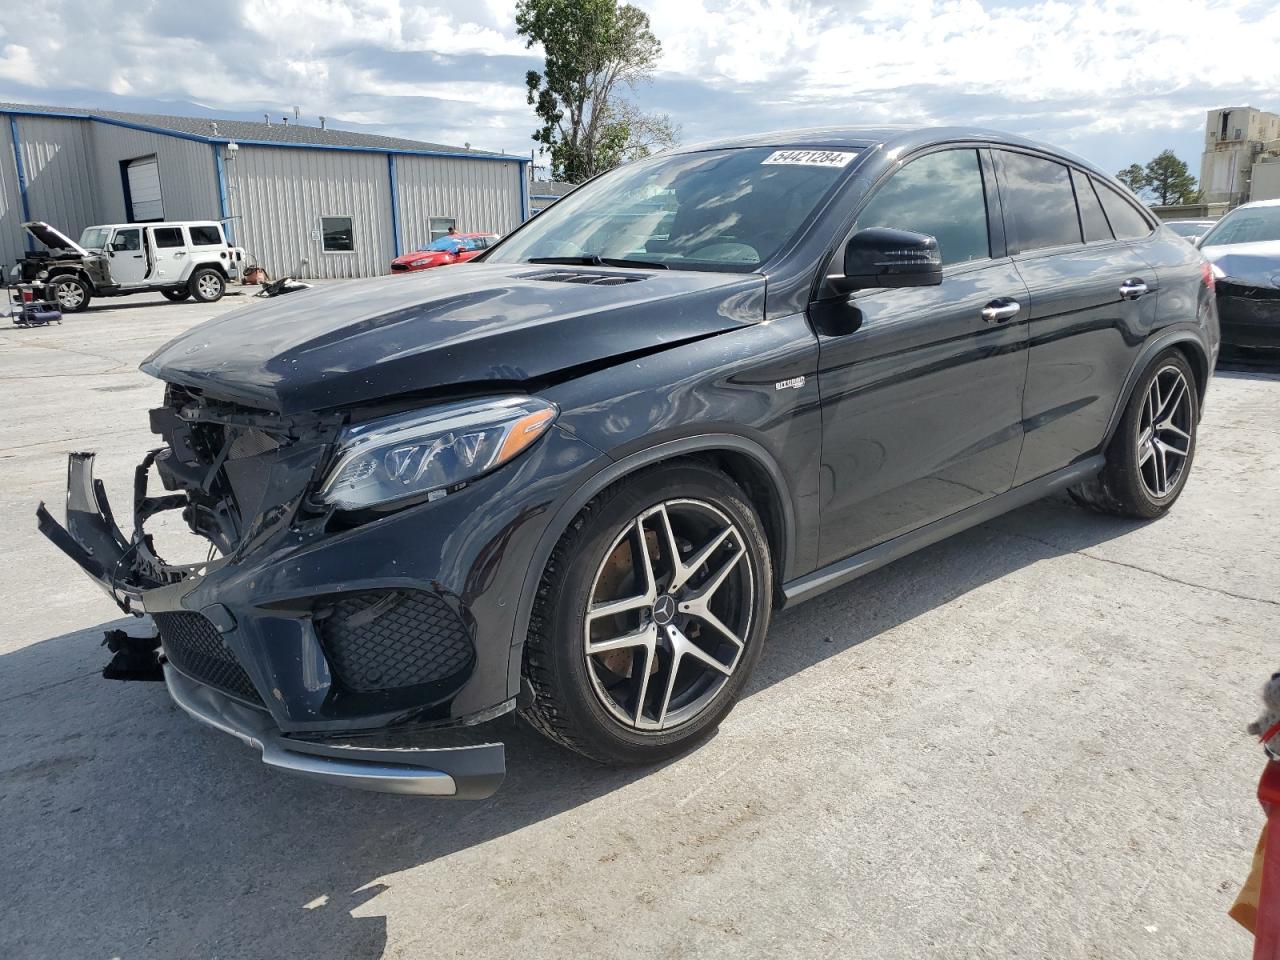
527,254,668,270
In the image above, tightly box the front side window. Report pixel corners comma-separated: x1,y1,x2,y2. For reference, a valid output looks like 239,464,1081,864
321,217,354,252
1199,205,1280,247
1094,181,1153,240
998,152,1082,252
1072,169,1113,243
153,227,184,248
487,146,856,272
854,149,990,265
188,225,224,246
112,229,141,252
428,218,457,242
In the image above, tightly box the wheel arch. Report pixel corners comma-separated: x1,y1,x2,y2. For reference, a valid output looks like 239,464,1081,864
505,433,796,698
1102,328,1210,447
46,267,95,293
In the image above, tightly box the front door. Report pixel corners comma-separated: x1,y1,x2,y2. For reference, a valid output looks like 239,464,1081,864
813,147,1030,565
108,227,148,285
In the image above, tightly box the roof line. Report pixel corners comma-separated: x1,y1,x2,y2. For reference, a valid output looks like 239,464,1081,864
0,106,526,164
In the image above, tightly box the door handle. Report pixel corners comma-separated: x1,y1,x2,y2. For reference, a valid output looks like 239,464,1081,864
980,299,1021,324
173,251,186,257
1119,278,1148,300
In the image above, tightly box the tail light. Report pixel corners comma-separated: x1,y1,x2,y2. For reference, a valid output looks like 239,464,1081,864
1201,260,1215,292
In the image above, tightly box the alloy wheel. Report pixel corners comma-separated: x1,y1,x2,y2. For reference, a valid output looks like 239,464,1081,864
54,280,83,309
1136,364,1193,499
197,274,222,299
583,499,754,732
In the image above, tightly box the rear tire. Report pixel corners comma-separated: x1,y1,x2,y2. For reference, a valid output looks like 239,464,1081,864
188,268,225,303
161,288,190,302
520,462,772,765
1068,349,1199,519
49,274,90,312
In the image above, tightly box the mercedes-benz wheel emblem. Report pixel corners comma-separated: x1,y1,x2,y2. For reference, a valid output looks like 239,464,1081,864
653,594,676,625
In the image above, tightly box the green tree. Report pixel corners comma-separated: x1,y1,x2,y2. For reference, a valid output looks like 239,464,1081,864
1143,149,1198,205
1116,163,1148,195
517,0,678,183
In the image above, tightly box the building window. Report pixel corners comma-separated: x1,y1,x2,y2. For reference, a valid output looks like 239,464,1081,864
321,216,354,252
428,217,456,242
187,225,224,246
153,227,185,248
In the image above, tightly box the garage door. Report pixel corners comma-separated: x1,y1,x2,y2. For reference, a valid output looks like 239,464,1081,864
126,156,164,221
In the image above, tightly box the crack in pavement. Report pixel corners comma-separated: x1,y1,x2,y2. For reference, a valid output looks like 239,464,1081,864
0,669,99,707
996,527,1280,607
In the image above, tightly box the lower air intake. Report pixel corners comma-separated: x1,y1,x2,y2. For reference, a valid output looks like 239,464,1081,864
155,611,263,706
317,590,474,693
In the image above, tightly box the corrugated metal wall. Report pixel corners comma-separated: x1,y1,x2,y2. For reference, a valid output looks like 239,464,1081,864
0,119,25,271
17,116,98,240
395,155,523,253
86,122,220,224
225,145,395,280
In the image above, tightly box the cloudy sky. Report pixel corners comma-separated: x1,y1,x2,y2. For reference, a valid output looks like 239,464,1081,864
1,0,1278,180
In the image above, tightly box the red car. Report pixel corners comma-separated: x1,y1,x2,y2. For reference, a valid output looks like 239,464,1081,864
390,233,498,272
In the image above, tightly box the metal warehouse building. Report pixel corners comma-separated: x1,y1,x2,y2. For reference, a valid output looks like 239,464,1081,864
0,102,529,279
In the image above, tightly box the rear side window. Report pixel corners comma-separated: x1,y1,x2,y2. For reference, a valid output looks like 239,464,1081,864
998,152,1082,252
188,225,224,245
153,227,184,248
854,149,990,265
1072,170,1113,243
1094,181,1153,240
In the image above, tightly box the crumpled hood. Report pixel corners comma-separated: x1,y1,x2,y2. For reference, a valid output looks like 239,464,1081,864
1202,240,1280,289
141,262,765,413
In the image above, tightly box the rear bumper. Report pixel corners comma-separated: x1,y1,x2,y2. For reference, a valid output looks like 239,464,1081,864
1217,291,1280,350
165,664,505,798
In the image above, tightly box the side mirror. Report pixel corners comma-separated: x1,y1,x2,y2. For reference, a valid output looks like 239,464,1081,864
834,227,943,293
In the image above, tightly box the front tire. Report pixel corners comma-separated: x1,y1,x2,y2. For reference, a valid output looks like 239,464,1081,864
1069,349,1199,519
188,268,225,303
520,462,773,765
49,275,90,312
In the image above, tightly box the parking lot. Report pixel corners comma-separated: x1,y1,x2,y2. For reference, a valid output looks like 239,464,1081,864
1,289,1276,959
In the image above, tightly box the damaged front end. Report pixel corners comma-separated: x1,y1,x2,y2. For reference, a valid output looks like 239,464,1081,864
37,385,507,798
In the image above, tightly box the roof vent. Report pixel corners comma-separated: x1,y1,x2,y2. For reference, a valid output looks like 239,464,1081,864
523,270,645,286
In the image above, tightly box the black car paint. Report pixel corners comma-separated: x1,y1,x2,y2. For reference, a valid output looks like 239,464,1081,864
41,126,1217,788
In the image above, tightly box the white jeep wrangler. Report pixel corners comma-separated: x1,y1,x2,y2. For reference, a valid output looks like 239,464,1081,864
16,221,246,312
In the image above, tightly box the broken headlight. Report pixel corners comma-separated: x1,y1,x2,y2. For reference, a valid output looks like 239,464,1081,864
318,397,557,511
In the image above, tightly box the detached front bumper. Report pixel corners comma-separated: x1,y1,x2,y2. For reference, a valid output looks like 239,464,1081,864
37,421,605,796
165,665,504,798
1217,284,1280,350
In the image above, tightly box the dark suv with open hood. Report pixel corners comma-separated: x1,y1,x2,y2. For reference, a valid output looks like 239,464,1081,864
40,127,1218,798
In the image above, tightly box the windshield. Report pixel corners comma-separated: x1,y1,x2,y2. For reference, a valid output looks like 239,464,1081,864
419,237,465,253
487,147,858,272
1200,207,1280,247
79,227,110,251
1166,221,1209,238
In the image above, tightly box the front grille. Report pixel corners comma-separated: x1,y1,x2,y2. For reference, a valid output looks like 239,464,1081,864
155,611,263,705
317,590,474,693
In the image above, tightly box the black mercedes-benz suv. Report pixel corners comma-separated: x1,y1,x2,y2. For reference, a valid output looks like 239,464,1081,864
40,127,1218,798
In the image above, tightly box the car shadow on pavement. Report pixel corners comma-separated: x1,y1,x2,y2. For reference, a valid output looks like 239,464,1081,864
0,492,1141,960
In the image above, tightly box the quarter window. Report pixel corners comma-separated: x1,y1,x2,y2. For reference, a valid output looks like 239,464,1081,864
153,227,184,248
428,217,457,242
1072,170,1113,243
188,225,223,246
1094,181,1153,240
854,149,990,265
321,217,354,253
998,152,1082,252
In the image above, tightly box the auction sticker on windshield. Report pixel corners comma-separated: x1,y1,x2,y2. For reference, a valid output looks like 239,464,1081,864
762,150,858,167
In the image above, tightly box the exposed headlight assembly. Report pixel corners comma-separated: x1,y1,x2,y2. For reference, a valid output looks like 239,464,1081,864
1210,262,1226,280
319,397,557,511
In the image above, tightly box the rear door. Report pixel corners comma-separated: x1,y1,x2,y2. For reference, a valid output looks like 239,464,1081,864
813,147,1031,564
995,150,1161,484
148,226,189,283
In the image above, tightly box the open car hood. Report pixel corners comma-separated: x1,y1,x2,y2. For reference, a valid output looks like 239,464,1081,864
23,221,88,256
141,262,765,413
